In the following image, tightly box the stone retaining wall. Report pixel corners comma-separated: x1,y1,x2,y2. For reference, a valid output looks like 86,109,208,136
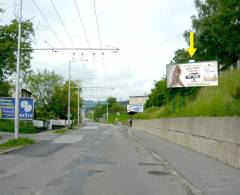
132,117,240,168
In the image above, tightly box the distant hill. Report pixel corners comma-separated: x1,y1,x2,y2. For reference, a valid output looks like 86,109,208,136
85,100,106,109
85,100,129,111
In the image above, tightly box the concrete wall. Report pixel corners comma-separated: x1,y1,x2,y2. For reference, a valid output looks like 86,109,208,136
129,96,148,105
132,117,240,168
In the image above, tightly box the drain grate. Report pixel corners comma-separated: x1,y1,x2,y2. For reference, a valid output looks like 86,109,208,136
148,171,170,176
138,162,162,166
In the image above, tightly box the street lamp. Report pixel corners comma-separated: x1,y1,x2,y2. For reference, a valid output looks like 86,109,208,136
67,60,71,128
106,102,109,123
67,59,88,128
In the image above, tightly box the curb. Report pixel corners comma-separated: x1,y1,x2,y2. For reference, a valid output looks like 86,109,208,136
128,128,206,195
0,144,30,155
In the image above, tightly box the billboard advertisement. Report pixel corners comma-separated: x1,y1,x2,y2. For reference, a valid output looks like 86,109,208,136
166,61,218,88
0,97,34,120
127,104,144,113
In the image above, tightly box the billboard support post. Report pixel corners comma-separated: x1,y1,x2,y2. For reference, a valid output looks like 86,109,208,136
179,89,182,112
172,90,176,114
179,88,185,112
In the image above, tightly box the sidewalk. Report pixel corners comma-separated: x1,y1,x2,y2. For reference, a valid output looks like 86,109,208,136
0,130,61,153
0,132,13,144
0,130,62,143
131,128,240,195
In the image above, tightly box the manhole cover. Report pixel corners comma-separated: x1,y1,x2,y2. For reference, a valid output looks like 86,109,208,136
138,162,162,166
148,171,170,176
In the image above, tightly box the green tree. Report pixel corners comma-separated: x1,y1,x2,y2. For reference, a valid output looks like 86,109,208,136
145,80,169,108
25,69,64,107
48,81,80,119
110,103,125,113
93,104,107,121
185,0,239,68
170,0,240,69
0,19,34,80
170,49,190,64
25,70,64,118
107,97,117,106
0,81,11,97
92,97,126,122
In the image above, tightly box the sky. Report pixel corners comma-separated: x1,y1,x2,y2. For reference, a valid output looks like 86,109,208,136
1,0,197,101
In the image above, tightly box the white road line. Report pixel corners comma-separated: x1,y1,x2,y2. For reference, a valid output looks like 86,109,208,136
52,135,84,144
81,126,99,130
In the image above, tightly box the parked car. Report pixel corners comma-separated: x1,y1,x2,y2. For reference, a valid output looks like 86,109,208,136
185,72,200,81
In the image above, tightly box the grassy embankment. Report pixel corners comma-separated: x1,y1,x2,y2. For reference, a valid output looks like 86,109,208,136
0,138,35,150
135,69,240,119
108,113,129,125
52,128,68,134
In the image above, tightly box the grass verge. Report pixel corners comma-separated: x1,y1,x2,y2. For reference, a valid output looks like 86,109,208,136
52,128,67,135
108,113,129,124
0,138,35,150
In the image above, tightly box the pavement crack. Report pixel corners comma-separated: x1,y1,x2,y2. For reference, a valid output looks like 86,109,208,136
138,162,163,166
128,128,206,195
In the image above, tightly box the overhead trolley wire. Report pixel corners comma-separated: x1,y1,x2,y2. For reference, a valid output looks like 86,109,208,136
32,0,87,80
50,0,76,47
93,0,106,80
93,0,102,48
73,0,91,48
31,0,66,48
73,0,99,78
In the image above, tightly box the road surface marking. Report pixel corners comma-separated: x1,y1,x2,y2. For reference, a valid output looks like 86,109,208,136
128,128,205,195
81,126,99,130
52,135,84,144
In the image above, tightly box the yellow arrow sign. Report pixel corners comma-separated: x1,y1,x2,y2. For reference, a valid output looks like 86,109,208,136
187,31,197,58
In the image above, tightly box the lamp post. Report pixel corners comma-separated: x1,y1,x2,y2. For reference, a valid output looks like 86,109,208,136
77,87,80,126
67,61,71,128
14,0,23,139
68,59,88,128
106,102,109,123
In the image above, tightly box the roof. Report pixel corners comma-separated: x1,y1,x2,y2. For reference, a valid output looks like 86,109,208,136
129,95,148,98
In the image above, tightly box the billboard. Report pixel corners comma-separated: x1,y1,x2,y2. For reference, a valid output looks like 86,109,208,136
0,97,34,120
166,61,218,88
127,104,144,113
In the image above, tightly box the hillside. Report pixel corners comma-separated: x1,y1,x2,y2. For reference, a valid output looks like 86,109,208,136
135,69,240,119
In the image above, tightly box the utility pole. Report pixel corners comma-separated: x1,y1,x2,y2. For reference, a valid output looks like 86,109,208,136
14,0,23,139
81,100,86,124
77,87,80,126
106,102,109,123
67,61,71,128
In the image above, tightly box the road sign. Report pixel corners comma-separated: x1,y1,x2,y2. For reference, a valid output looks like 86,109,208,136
127,104,144,113
166,61,218,88
0,97,34,120
187,32,197,57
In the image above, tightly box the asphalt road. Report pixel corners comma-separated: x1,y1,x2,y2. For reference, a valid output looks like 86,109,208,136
0,123,240,195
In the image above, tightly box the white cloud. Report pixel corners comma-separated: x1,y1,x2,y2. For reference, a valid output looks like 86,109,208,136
1,0,197,101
